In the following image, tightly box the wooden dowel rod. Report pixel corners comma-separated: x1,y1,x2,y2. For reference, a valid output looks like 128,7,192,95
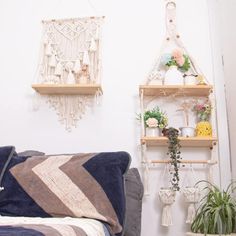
146,160,217,164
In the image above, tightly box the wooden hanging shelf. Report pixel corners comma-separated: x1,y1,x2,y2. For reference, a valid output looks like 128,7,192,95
139,85,213,97
32,84,103,95
141,136,217,148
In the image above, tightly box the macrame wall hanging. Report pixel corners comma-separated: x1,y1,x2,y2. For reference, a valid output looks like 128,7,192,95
33,16,104,131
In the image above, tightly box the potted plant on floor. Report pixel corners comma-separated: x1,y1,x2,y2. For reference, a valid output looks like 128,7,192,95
143,106,168,136
187,181,236,236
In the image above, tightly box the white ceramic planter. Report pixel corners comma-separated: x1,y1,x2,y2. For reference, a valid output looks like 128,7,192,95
184,75,197,85
145,127,160,136
179,127,195,137
164,65,183,85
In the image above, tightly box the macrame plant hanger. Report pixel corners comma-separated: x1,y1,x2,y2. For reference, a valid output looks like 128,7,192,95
33,1,104,131
145,0,209,85
158,164,176,227
182,164,201,224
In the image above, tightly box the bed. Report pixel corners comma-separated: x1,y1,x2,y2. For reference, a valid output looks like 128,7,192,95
0,146,143,236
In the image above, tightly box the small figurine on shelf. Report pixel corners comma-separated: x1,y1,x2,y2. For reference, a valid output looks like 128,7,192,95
196,75,207,85
76,64,90,84
65,62,76,84
193,100,212,137
177,101,195,137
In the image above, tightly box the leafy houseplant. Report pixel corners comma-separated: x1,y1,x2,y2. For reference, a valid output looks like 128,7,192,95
190,181,236,235
162,127,181,191
143,107,168,129
143,107,168,137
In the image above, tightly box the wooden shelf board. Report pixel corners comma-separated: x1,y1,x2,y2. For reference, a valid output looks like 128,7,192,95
141,136,217,147
139,85,213,97
32,84,103,95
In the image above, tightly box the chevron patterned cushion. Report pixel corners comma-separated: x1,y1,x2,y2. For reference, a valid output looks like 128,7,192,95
0,146,131,236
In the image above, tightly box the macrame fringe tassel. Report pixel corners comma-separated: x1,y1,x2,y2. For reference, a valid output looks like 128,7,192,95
74,59,81,73
186,203,196,224
67,70,75,84
55,62,63,76
49,54,57,67
83,51,90,65
90,38,97,52
162,205,173,226
45,43,52,56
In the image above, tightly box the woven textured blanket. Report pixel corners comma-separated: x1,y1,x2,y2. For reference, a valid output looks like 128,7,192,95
0,146,131,235
0,216,110,236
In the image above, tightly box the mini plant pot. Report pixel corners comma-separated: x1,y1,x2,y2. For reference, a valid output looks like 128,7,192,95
179,127,195,137
159,188,176,226
164,65,183,85
145,127,160,137
196,121,212,137
184,75,196,85
182,187,201,224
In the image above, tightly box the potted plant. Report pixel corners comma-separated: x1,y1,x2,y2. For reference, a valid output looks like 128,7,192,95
187,181,236,236
161,48,191,85
193,100,212,137
177,101,195,137
143,107,168,136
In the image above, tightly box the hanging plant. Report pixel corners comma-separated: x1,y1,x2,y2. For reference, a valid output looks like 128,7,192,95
163,127,181,191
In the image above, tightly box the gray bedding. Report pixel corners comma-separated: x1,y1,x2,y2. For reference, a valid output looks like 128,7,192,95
124,168,144,236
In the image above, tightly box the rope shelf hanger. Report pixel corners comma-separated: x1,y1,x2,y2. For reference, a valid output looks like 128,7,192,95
145,0,209,86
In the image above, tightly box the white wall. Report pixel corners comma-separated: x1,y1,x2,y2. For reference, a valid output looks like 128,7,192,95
219,0,236,180
0,0,230,235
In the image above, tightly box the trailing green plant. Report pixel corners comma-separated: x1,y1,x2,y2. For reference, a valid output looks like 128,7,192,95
142,107,168,129
191,180,236,235
162,127,181,191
